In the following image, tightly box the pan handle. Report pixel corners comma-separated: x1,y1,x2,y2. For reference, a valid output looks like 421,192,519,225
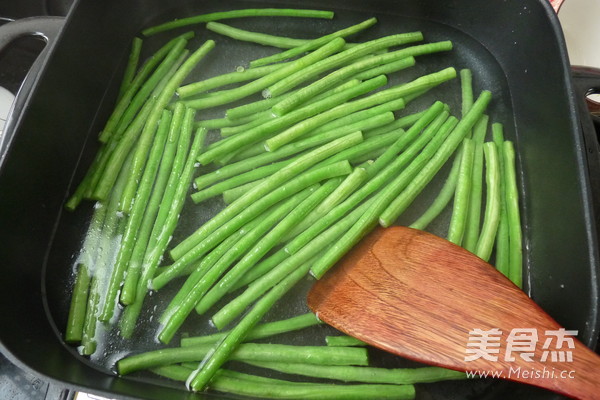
0,16,65,164
571,66,600,230
572,66,600,115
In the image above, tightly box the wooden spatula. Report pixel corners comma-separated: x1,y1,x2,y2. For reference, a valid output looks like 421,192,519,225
307,226,600,399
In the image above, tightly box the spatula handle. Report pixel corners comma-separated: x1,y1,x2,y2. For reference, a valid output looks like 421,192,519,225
525,340,600,399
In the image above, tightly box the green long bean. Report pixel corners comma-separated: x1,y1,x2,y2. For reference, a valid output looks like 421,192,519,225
188,262,330,391
118,342,367,375
172,132,363,260
379,90,492,227
81,220,126,354
227,110,393,167
178,63,285,99
183,38,345,110
64,158,100,210
249,17,377,67
286,103,445,254
118,126,205,336
98,110,172,322
409,68,474,230
226,83,363,149
447,138,475,245
314,107,399,141
120,110,176,305
151,120,226,233
144,104,189,253
153,366,311,384
220,114,274,137
353,56,415,80
180,313,320,347
117,37,143,101
475,142,501,261
112,46,188,141
462,143,484,252
472,114,489,143
381,122,474,236
196,112,259,130
271,51,410,116
208,374,415,399
308,98,406,141
191,159,291,204
153,367,415,399
312,130,403,170
99,33,191,143
158,215,266,328
229,247,289,291
211,195,376,329
226,92,294,121
195,180,341,314
274,106,442,266
272,41,451,116
222,179,266,204
91,97,156,201
284,168,368,241
265,67,456,151
460,107,489,245
492,123,509,276
158,189,313,344
326,336,367,347
206,78,372,155
206,21,308,48
504,141,523,287
409,157,459,230
142,8,335,36
195,111,372,190
65,198,109,342
460,69,474,117
65,264,92,343
118,111,164,213
81,156,131,354
118,40,215,211
264,33,424,98
154,160,353,290
309,115,457,278
225,76,360,123
378,118,464,231
93,40,214,203
309,196,391,279
196,74,385,164
362,111,425,139
245,360,466,384
218,167,344,292
364,125,421,178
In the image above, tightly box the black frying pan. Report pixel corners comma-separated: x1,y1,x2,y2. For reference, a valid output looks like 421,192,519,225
0,0,599,399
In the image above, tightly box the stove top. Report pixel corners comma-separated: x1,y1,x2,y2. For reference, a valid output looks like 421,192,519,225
0,353,70,400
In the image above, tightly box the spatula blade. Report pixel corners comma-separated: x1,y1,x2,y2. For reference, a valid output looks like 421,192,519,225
308,227,600,399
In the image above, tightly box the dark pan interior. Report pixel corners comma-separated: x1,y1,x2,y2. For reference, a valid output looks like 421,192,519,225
0,0,597,399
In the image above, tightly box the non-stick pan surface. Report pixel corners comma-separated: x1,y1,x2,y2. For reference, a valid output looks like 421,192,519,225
0,0,598,399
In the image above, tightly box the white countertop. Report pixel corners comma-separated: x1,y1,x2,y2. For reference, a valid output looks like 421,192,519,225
558,0,600,68
0,86,15,137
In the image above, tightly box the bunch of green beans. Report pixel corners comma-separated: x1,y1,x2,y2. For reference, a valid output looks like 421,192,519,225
62,7,523,399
